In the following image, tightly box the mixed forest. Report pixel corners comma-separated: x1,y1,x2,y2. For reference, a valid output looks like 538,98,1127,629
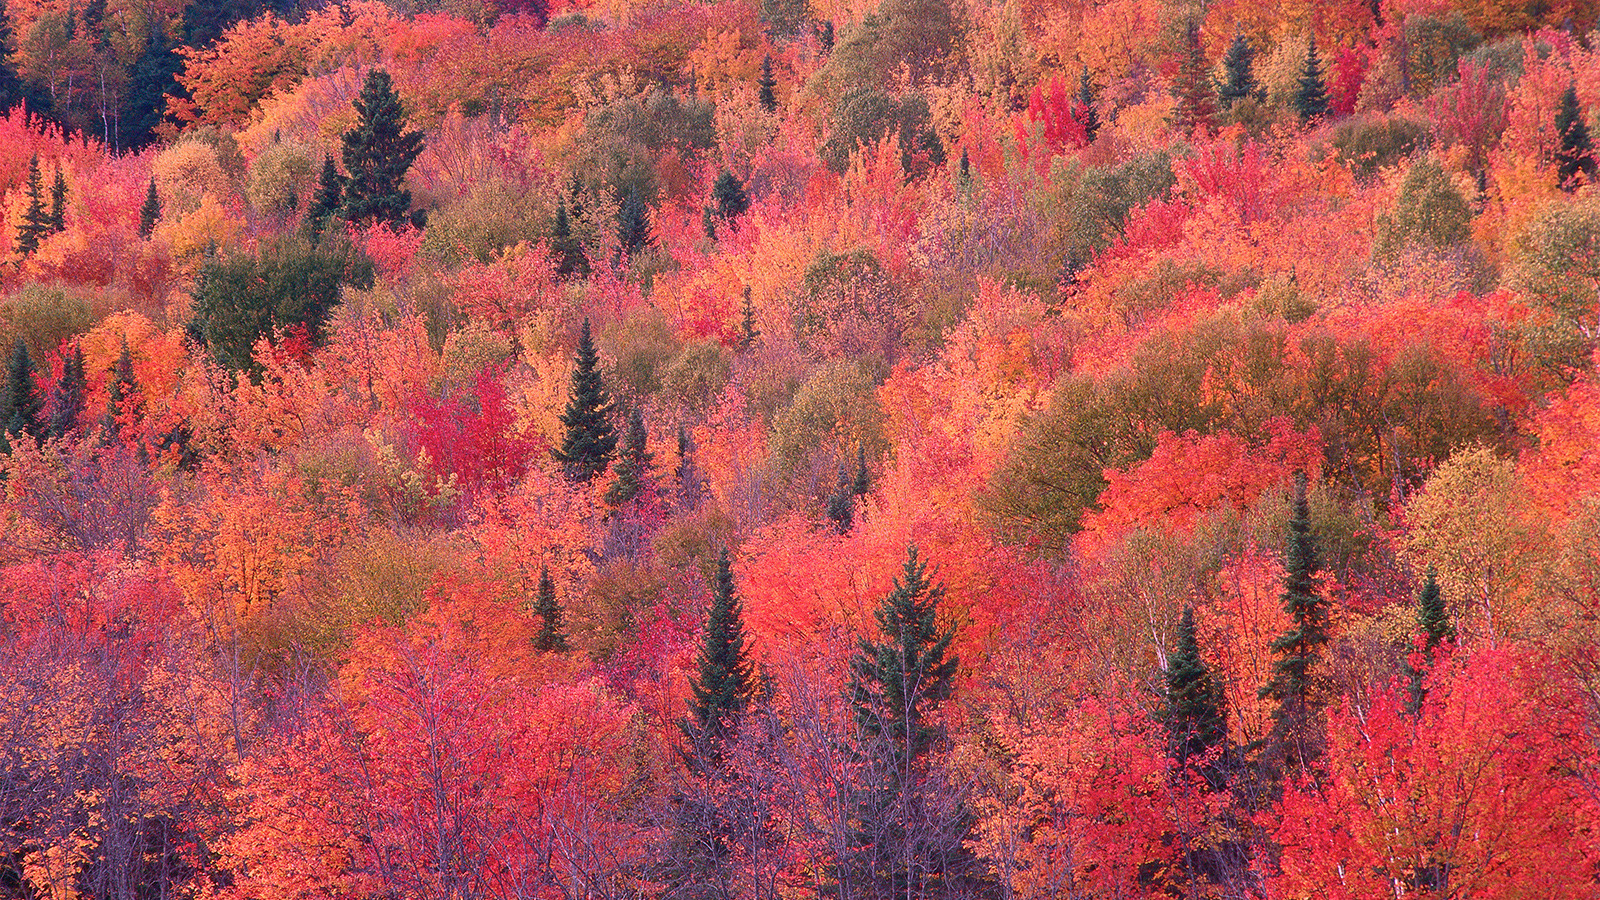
1,0,1600,896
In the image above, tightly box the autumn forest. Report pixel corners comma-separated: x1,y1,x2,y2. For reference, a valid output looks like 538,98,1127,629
0,0,1596,896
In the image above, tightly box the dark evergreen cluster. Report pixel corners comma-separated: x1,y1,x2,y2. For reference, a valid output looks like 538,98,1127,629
605,408,653,506
2,339,43,449
682,549,754,765
1556,83,1596,190
533,565,571,653
1292,39,1330,122
1219,33,1259,108
554,319,618,482
339,68,424,229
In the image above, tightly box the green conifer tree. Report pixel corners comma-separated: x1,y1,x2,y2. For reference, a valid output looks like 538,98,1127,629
852,444,872,499
605,408,653,506
551,198,589,278
554,318,618,482
47,342,85,439
101,338,140,435
138,179,161,238
758,54,778,112
1173,26,1216,133
616,186,653,258
1556,82,1597,190
339,68,423,228
1406,570,1455,713
826,465,855,533
1219,33,1259,108
737,287,760,351
2,339,43,446
47,168,65,234
307,154,344,240
682,549,754,766
15,155,48,256
533,565,571,653
1260,473,1328,769
1164,606,1228,781
1078,66,1101,141
1292,38,1330,123
712,170,750,224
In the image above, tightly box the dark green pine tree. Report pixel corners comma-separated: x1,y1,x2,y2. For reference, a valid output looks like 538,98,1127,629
818,20,834,53
339,68,424,229
122,29,183,151
737,286,760,351
2,339,43,447
1260,473,1328,768
553,318,618,482
682,549,754,767
1406,570,1455,713
758,54,778,112
551,198,589,278
1077,66,1100,141
851,444,872,498
1556,83,1597,190
616,186,653,258
1173,25,1216,133
101,338,140,435
1218,33,1258,108
307,154,344,240
711,170,750,225
605,408,653,506
138,179,161,238
1291,38,1330,123
957,147,972,190
533,565,571,653
1164,606,1229,783
47,168,65,234
15,155,49,256
0,1,25,113
47,342,86,439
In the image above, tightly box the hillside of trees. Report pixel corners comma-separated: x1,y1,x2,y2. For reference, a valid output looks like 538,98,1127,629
1,0,1599,897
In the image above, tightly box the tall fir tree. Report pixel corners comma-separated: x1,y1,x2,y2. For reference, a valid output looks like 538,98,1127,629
682,549,754,766
1219,33,1258,108
533,565,571,653
842,547,983,900
123,30,183,150
15,155,49,256
1173,25,1216,133
1164,606,1229,783
758,54,778,112
711,171,750,224
826,464,855,533
307,154,344,240
2,339,43,446
553,318,618,482
616,186,653,258
1556,82,1597,190
0,0,24,113
339,68,423,228
737,287,760,351
605,408,653,506
102,338,140,435
1260,473,1328,770
1077,66,1101,141
47,168,65,234
138,179,161,237
1406,570,1455,713
1291,38,1330,123
47,343,85,439
551,198,589,278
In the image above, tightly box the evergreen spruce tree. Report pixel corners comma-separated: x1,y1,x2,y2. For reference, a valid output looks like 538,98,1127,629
1556,82,1597,190
1164,606,1228,782
842,547,983,900
826,465,855,533
339,68,423,229
307,154,344,240
1077,66,1100,141
533,565,571,653
1291,38,1330,123
1260,473,1328,769
47,343,85,439
0,1,24,113
123,30,182,150
101,338,140,435
1406,570,1455,713
2,339,43,446
711,170,750,225
138,179,161,237
957,147,972,191
47,168,65,234
1173,26,1216,133
851,444,871,499
682,549,754,766
553,318,618,482
605,408,652,506
1219,33,1259,108
551,198,589,278
758,54,778,112
616,186,653,258
737,287,760,351
819,20,834,53
15,155,49,256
